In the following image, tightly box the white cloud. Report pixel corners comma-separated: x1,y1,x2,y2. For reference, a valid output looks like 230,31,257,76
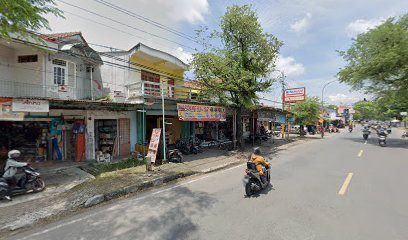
276,55,305,77
290,13,312,34
173,47,192,64
156,0,209,24
328,93,359,104
346,18,385,37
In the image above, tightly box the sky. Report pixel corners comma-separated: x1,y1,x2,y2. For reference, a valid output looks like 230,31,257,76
44,0,408,108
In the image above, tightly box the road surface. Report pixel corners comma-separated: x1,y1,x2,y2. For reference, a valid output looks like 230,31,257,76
12,127,408,240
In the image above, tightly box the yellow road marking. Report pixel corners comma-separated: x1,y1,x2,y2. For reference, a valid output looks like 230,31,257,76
338,173,353,195
358,150,363,157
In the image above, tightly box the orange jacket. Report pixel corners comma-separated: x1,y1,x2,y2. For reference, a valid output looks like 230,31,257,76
250,154,270,175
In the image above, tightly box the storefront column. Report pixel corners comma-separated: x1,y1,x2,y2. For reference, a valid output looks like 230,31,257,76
85,113,95,160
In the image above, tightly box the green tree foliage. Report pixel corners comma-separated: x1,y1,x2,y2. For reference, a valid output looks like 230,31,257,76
338,14,408,118
352,111,362,121
353,101,378,120
292,97,321,126
191,5,282,148
0,0,63,38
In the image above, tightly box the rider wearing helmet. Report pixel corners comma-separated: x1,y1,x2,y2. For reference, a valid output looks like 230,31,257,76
249,147,270,184
2,150,28,201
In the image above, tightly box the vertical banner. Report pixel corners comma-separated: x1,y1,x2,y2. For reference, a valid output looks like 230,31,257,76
146,128,161,163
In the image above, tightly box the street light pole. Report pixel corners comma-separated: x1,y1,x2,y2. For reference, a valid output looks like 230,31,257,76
161,88,166,162
321,80,337,131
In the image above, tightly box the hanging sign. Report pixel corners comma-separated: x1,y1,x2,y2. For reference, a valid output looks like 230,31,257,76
177,103,226,122
0,99,24,121
146,128,161,163
12,98,49,112
284,87,306,103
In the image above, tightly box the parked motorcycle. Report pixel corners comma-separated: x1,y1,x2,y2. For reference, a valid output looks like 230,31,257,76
0,166,45,200
244,161,271,196
167,149,183,163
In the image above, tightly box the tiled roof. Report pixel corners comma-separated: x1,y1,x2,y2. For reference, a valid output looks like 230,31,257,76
41,32,82,42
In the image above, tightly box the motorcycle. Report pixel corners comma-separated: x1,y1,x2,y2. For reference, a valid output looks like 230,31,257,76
244,161,271,197
362,128,371,140
349,127,353,133
0,166,45,200
167,149,183,163
378,131,387,147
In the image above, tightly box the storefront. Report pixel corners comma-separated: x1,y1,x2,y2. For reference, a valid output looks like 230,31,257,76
177,103,228,142
86,110,132,161
0,98,53,162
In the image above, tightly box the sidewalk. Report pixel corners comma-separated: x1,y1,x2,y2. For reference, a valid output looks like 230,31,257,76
0,133,324,238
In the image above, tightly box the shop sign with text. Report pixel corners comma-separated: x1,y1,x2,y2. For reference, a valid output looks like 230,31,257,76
146,128,161,163
177,104,226,122
12,99,49,112
0,98,24,121
284,87,306,103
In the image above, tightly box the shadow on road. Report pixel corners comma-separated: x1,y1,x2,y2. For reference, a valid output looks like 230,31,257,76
244,184,275,199
70,186,217,240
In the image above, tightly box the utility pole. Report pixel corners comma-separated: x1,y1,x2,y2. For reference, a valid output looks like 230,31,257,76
280,72,286,139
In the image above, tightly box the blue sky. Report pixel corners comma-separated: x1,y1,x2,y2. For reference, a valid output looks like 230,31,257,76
45,0,408,107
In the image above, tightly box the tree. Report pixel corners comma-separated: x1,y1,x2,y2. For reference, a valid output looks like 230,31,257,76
0,0,63,38
191,5,282,149
291,97,321,135
338,14,408,118
353,101,378,120
353,111,362,121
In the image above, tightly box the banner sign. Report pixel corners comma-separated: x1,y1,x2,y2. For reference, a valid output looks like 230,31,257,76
146,128,161,163
284,87,306,103
0,99,24,121
177,104,226,122
257,110,274,122
12,99,49,112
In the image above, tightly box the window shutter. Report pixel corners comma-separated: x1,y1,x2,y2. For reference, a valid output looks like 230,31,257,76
68,62,76,88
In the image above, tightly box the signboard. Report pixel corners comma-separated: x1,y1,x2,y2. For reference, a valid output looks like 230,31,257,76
58,85,68,92
146,128,161,163
0,99,24,121
12,99,49,112
400,112,407,116
177,104,226,122
113,91,126,103
284,87,306,103
257,110,274,122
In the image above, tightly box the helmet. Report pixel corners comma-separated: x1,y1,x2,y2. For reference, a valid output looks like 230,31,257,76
8,150,21,159
253,147,261,155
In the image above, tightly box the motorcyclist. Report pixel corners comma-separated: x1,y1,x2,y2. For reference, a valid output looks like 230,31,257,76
2,150,28,201
249,147,270,184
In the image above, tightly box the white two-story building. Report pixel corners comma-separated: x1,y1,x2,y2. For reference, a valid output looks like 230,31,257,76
0,32,138,163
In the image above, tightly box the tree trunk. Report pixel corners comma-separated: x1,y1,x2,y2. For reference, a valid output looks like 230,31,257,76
236,108,244,150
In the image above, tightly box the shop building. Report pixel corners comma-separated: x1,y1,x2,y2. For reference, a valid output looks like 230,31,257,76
0,32,139,162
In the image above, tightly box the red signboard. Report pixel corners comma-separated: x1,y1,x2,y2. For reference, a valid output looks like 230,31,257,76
146,128,161,163
284,87,306,103
177,104,226,122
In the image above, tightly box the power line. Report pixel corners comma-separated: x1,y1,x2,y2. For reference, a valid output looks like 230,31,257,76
58,0,196,51
93,0,197,42
63,10,182,54
11,37,187,82
31,31,188,81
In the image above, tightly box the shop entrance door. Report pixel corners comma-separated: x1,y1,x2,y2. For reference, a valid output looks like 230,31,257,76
119,118,130,158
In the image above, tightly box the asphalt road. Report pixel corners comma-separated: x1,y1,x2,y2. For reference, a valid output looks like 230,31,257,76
12,127,408,240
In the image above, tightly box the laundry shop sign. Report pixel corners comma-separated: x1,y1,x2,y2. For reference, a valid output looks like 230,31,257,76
12,99,49,112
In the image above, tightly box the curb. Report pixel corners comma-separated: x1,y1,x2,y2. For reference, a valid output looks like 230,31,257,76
83,171,196,208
